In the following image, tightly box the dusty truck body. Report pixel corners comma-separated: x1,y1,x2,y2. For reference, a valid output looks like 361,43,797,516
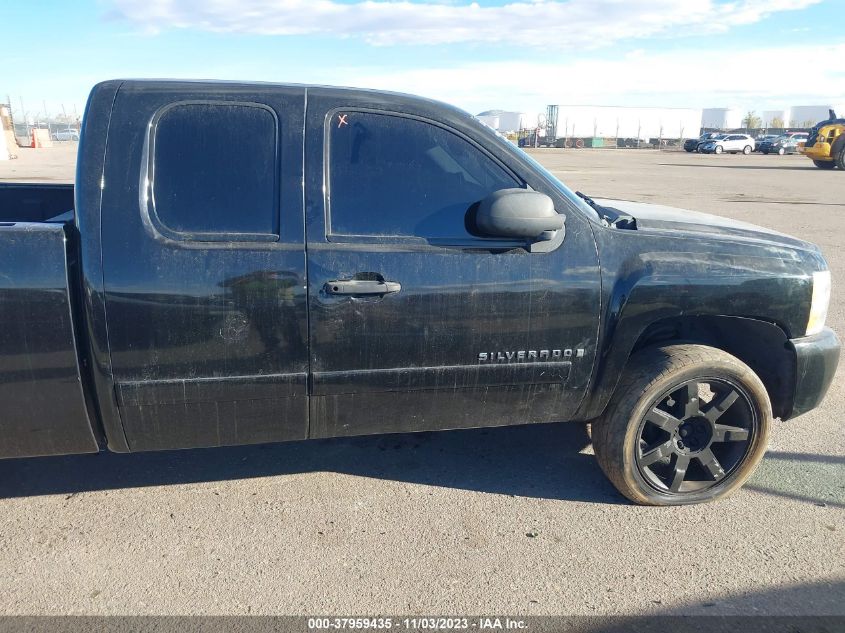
0,80,839,505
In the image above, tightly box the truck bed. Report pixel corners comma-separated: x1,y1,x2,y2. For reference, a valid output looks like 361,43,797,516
0,183,99,458
0,182,75,223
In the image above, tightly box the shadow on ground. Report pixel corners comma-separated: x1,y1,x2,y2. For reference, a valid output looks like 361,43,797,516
2,423,841,508
0,421,625,503
746,450,845,508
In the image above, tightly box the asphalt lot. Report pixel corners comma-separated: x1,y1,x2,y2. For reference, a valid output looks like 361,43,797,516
0,145,842,616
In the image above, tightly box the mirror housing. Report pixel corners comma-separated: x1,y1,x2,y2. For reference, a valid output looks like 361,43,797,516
474,189,563,239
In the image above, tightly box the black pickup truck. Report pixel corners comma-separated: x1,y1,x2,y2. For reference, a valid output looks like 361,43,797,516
0,80,839,505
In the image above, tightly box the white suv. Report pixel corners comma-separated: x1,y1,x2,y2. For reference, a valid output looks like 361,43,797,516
52,128,80,142
700,134,755,155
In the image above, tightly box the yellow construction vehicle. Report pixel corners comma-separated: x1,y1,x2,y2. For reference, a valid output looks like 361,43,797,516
802,109,845,170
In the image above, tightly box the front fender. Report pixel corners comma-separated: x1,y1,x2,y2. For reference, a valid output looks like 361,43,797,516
574,228,819,420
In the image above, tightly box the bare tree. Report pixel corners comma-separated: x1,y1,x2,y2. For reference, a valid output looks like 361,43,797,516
743,111,762,131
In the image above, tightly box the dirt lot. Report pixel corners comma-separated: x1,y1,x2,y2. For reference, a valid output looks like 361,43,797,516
0,145,843,616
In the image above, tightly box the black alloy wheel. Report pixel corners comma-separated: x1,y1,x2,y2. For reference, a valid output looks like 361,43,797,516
592,344,772,506
634,378,756,494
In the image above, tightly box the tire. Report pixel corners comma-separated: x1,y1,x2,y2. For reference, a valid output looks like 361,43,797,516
814,160,836,169
592,344,771,506
685,148,693,153
743,145,752,155
778,147,785,155
714,145,723,154
835,139,845,170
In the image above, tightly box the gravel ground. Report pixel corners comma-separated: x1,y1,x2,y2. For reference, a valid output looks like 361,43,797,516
0,145,842,616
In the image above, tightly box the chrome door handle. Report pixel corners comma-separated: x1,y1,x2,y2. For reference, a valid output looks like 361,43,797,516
324,279,401,296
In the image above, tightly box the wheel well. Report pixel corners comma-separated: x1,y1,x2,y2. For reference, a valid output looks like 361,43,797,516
631,316,795,419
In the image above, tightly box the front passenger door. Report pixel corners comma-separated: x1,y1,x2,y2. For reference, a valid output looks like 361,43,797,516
304,88,601,439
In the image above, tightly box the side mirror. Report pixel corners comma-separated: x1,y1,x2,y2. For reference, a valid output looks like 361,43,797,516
474,189,563,239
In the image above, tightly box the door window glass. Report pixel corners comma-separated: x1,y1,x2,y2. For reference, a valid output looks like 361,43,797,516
328,111,520,238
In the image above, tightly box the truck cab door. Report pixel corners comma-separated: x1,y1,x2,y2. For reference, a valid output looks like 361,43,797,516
99,83,309,451
304,88,601,438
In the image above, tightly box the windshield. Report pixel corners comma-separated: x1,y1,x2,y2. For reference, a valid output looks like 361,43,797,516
517,146,600,220
488,133,600,221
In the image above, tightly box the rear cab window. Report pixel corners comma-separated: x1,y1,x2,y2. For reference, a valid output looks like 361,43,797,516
146,101,279,242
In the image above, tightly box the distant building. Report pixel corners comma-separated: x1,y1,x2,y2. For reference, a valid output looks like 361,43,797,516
550,105,702,140
0,106,11,160
478,105,702,140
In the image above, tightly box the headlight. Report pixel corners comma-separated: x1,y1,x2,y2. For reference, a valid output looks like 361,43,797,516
806,270,831,336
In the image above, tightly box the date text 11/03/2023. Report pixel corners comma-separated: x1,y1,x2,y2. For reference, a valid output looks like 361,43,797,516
307,617,528,630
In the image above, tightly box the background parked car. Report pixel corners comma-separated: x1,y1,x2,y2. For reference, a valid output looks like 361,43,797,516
699,134,755,154
51,128,80,142
760,132,809,155
754,134,779,151
684,132,722,152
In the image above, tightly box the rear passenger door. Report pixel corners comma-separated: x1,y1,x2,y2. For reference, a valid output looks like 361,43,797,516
100,83,309,451
304,88,601,438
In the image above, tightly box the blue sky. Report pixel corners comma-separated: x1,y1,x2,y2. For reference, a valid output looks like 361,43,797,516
3,0,844,119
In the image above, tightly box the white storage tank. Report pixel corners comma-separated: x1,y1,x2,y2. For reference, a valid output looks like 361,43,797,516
475,110,529,133
702,108,744,129
789,105,845,127
761,109,790,128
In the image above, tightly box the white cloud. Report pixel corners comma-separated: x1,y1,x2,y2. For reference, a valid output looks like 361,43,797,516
312,42,845,113
107,0,821,47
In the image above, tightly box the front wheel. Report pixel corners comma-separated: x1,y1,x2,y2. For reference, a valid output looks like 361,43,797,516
778,147,785,155
592,344,771,506
743,145,752,155
714,145,723,154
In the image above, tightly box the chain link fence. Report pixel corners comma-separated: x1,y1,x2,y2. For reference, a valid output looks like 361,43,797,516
2,96,82,147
